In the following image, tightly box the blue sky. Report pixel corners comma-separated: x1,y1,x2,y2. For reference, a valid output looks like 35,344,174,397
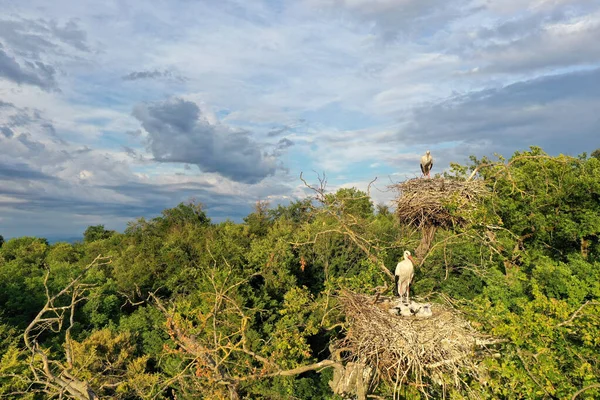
1,0,599,239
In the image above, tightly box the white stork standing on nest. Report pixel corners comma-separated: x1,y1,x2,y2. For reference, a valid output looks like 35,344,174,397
395,250,415,304
420,150,433,178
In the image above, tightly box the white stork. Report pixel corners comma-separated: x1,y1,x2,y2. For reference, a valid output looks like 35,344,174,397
395,250,415,304
420,150,433,178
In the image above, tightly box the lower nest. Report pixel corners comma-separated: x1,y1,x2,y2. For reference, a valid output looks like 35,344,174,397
334,291,490,391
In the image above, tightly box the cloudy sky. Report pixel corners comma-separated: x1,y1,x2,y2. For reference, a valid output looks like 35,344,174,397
1,0,599,240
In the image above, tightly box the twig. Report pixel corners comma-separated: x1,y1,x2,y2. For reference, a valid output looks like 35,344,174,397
571,384,600,400
557,301,597,327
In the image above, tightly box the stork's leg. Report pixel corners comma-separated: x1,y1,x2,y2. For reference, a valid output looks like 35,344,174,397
400,283,408,304
399,283,407,303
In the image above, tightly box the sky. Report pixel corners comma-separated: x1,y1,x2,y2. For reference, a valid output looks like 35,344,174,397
0,0,599,240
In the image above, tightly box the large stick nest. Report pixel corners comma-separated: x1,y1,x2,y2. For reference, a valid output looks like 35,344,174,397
334,291,491,396
390,178,488,228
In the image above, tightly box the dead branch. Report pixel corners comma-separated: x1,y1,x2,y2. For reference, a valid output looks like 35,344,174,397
557,301,599,327
150,277,342,399
23,254,111,400
571,384,600,400
515,346,555,399
297,172,395,280
238,359,338,381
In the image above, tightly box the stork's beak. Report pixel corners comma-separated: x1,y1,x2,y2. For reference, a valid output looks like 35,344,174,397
409,255,415,263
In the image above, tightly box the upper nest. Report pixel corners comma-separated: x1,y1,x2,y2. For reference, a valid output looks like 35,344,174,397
334,291,492,394
390,178,488,228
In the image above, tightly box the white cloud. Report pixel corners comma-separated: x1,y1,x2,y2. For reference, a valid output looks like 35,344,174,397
1,0,599,237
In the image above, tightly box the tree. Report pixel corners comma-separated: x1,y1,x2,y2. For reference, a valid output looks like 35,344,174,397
325,188,374,219
268,198,314,224
83,225,115,243
0,237,49,326
156,200,211,229
0,235,4,248
0,255,160,399
2,147,599,399
375,203,391,217
244,200,271,237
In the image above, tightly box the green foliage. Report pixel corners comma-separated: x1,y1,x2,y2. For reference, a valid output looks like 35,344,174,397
70,329,160,398
1,148,599,399
154,200,211,229
0,345,35,399
268,198,314,224
118,306,168,357
244,200,273,237
474,147,600,258
0,237,48,326
83,224,116,243
325,187,374,219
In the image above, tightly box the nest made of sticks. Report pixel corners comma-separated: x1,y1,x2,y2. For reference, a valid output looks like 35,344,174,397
391,178,488,228
334,291,489,396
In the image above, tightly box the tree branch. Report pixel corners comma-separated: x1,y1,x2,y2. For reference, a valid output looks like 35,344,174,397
557,301,598,327
22,254,110,400
571,384,600,400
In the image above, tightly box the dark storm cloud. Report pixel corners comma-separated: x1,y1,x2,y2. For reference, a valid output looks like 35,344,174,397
475,10,566,42
1,103,61,142
122,146,137,157
0,18,89,90
0,20,55,56
398,68,600,158
132,98,278,184
267,126,290,137
480,24,600,74
49,19,89,52
73,146,92,154
122,69,186,82
0,170,252,223
40,121,66,144
0,126,13,138
276,138,294,150
0,100,15,109
0,47,57,89
313,0,477,40
0,18,89,55
0,101,266,237
0,162,55,181
125,129,143,137
463,1,600,75
267,119,306,137
123,69,164,80
16,133,45,152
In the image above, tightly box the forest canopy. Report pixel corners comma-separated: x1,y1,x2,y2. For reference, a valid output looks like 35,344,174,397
1,147,599,399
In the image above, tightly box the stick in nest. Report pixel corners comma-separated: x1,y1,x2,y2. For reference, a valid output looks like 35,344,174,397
333,291,490,396
390,178,488,229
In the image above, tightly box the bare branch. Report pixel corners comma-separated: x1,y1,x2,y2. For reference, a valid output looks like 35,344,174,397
515,346,554,399
238,359,338,381
557,301,598,327
571,384,600,400
21,254,109,400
